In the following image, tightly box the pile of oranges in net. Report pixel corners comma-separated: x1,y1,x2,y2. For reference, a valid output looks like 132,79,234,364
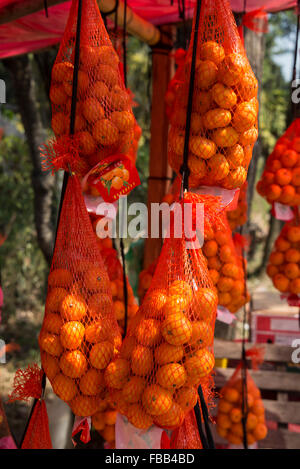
256,119,300,207
227,182,248,231
267,218,300,296
216,374,267,446
39,177,121,418
49,0,136,177
203,214,250,313
168,0,258,190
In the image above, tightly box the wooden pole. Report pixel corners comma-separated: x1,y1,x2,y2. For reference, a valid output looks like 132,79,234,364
143,26,174,269
0,0,160,45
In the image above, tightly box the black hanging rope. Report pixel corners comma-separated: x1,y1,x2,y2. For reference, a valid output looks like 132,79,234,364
44,0,49,18
120,0,129,339
194,400,209,449
198,385,215,449
19,0,84,449
178,0,187,49
102,0,119,29
179,0,201,197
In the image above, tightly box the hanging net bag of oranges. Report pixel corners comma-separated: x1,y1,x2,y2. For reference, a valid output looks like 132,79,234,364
267,212,300,303
103,192,219,431
167,0,258,190
39,175,121,417
45,0,140,199
257,118,300,207
227,181,248,231
203,211,250,314
216,348,267,447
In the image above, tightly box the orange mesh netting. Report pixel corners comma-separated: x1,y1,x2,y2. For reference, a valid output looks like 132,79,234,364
39,175,121,417
167,0,258,190
202,211,250,314
267,213,300,299
257,118,300,207
138,259,158,303
165,49,187,120
47,0,136,177
21,401,52,449
8,364,43,403
216,349,267,446
170,410,202,449
103,192,219,431
227,181,248,231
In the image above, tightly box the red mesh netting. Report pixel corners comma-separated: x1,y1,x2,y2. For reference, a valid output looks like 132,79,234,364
8,364,43,403
21,400,52,449
216,353,267,446
168,0,258,190
267,214,300,299
227,181,248,230
103,193,218,431
170,410,202,449
203,211,250,313
257,118,300,207
165,49,187,120
138,259,158,303
46,0,136,177
39,175,121,417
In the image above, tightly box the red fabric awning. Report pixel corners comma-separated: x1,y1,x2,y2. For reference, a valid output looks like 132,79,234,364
0,0,296,59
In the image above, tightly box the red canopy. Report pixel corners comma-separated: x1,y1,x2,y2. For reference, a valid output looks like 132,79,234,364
0,0,297,59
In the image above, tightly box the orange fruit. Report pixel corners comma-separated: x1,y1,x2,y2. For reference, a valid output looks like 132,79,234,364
110,86,130,110
187,155,206,178
84,267,108,292
266,184,281,202
218,400,233,414
225,144,244,168
50,85,68,105
98,46,119,66
275,168,292,186
93,119,119,146
232,102,257,133
216,412,231,429
70,395,100,417
85,321,110,344
215,230,228,246
154,402,184,429
272,273,289,292
189,136,216,159
175,386,198,411
41,352,60,380
163,295,190,317
52,112,67,136
63,70,89,97
142,384,173,416
111,111,134,132
156,363,187,390
52,373,77,402
43,313,63,335
89,341,114,370
279,185,295,204
230,422,243,438
219,53,247,87
195,60,218,90
135,319,161,347
92,411,105,431
120,336,136,359
95,63,119,86
113,300,125,320
292,167,300,186
79,46,100,68
60,350,87,378
229,407,242,423
253,423,267,441
275,237,291,252
287,226,300,242
203,240,218,257
246,412,258,431
154,343,184,365
76,131,96,155
52,62,74,82
239,72,258,100
82,98,105,123
211,82,237,109
218,276,234,292
161,313,192,346
216,425,228,439
192,90,212,114
39,333,63,357
227,432,243,445
290,278,300,294
61,294,87,321
207,153,230,180
203,109,232,130
223,387,239,403
184,349,215,383
127,403,153,430
79,368,104,395
209,269,220,285
223,167,247,189
48,269,72,288
122,376,146,404
88,293,111,318
269,251,284,266
46,288,68,313
200,41,225,65
219,245,234,263
252,399,265,416
284,263,299,279
104,358,130,389
212,127,239,148
104,410,117,426
131,345,153,376
266,264,278,278
190,321,213,348
194,287,218,321
222,263,239,279
60,321,85,350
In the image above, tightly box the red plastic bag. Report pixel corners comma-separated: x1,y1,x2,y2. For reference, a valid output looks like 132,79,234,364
47,0,137,185
103,193,218,431
39,175,121,417
216,348,267,446
257,118,300,207
168,0,258,190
